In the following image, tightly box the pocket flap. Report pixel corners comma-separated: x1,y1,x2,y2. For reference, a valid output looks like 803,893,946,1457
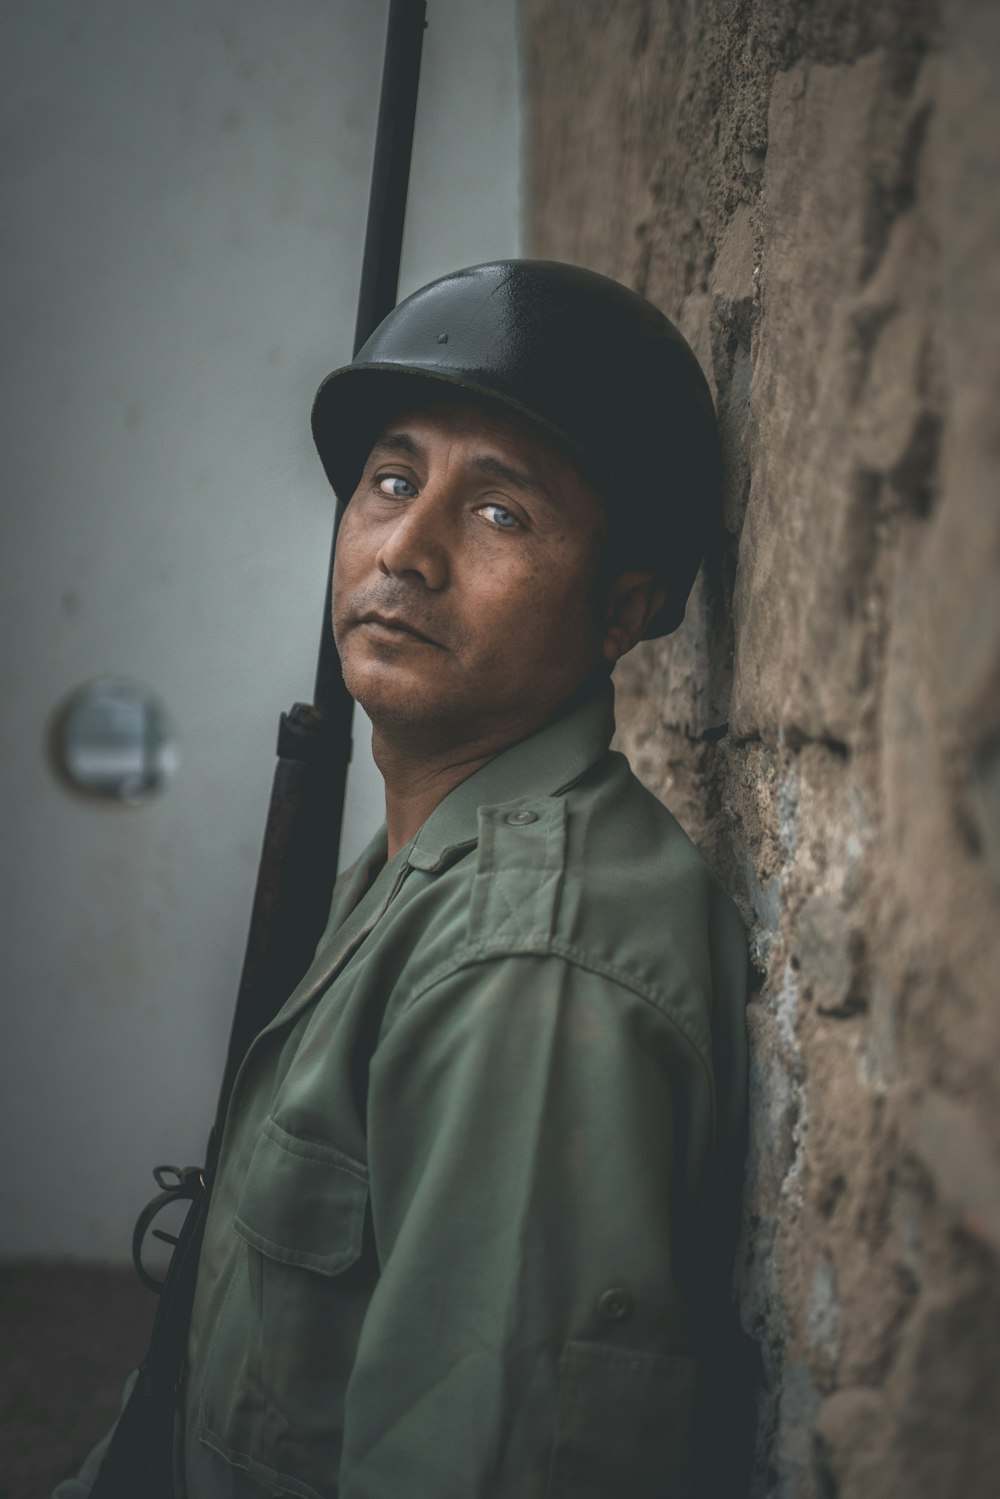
233,1116,368,1276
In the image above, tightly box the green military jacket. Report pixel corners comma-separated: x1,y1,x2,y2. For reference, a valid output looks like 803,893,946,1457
80,686,744,1499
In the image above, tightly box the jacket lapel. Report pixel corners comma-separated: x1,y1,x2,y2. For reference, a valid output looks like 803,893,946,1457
240,837,410,1058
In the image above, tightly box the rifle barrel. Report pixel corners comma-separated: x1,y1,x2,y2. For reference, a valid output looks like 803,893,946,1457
354,0,427,356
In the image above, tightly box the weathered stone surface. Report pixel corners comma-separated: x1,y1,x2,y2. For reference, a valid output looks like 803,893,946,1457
732,44,949,747
814,1387,894,1499
527,0,1000,1492
914,1089,1000,1250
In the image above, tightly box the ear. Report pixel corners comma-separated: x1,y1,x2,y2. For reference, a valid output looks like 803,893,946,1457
601,571,668,664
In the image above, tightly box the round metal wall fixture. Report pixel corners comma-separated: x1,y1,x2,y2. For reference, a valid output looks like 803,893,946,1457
50,677,179,805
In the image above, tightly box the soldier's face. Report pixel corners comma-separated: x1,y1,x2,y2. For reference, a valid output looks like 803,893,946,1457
332,399,613,748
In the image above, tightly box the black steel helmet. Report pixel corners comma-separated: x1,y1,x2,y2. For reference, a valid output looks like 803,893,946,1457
311,260,721,637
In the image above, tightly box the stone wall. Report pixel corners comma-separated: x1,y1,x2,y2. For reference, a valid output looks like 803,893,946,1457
526,2,1000,1493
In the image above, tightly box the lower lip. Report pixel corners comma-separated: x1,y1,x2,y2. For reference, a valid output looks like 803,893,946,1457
358,619,437,647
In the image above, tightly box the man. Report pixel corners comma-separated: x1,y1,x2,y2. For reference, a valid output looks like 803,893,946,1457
64,261,748,1497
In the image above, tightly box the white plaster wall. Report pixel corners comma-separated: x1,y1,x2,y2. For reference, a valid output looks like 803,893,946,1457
0,0,521,1260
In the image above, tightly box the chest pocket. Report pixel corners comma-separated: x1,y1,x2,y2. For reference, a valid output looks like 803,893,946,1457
233,1115,368,1273
197,1117,373,1499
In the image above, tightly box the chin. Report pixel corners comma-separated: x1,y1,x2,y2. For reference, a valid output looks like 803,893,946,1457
342,658,440,726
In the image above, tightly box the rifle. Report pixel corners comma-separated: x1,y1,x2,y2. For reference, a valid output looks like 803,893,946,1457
90,5,426,1493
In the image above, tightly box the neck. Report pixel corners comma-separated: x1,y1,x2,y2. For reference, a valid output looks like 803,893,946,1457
375,746,489,862
371,708,554,861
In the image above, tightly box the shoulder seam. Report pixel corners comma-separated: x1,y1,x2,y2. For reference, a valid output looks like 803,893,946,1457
396,938,716,1120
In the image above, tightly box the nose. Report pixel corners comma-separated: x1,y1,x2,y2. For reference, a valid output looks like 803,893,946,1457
375,485,451,591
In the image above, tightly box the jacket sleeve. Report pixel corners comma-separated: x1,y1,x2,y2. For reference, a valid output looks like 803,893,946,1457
51,1370,137,1499
339,951,711,1499
52,1437,108,1499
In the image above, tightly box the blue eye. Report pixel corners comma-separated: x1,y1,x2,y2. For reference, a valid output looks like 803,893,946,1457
378,475,416,498
480,502,520,530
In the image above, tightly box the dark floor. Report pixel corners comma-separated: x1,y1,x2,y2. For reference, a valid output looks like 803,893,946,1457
0,1261,156,1499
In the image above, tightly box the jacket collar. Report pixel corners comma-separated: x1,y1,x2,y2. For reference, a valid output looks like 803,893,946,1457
406,682,615,873
243,684,616,1057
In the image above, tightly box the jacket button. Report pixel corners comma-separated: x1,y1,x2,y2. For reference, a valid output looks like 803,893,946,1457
505,809,538,826
597,1287,634,1323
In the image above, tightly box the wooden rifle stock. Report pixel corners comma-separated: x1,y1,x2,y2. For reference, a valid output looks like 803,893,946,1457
91,6,426,1493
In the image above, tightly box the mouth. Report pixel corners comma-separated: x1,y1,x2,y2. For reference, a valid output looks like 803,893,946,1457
355,611,443,648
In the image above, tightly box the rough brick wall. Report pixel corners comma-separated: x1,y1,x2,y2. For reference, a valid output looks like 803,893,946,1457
526,2,1000,1493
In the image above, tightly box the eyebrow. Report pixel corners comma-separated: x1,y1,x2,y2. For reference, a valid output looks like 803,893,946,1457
369,430,555,506
368,432,422,460
470,454,553,504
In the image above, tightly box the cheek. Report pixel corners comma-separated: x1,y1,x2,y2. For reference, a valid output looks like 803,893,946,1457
471,564,600,672
332,513,369,604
